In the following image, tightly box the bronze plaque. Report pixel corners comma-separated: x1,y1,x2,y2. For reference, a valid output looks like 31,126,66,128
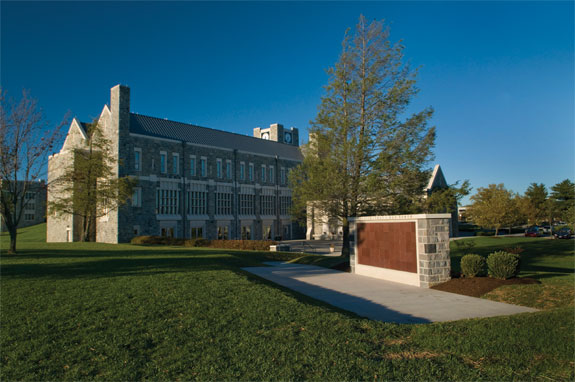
356,222,417,273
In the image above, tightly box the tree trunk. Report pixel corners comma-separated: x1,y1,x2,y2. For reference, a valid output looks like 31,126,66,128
8,226,17,254
81,215,89,242
341,217,350,257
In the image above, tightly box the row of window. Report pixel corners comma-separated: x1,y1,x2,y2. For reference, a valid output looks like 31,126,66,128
133,148,290,184
146,188,291,216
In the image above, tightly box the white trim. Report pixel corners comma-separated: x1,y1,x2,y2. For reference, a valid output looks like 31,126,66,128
354,264,420,287
71,118,88,140
351,213,451,222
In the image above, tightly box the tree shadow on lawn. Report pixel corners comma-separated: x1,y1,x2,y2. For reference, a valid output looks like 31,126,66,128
0,248,279,280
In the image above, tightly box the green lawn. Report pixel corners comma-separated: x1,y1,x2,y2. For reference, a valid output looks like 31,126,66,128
1,225,573,380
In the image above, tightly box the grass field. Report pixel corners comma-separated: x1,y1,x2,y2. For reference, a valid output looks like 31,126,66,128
1,225,574,380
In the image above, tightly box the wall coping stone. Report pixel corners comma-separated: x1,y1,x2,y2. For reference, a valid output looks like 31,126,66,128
350,213,452,222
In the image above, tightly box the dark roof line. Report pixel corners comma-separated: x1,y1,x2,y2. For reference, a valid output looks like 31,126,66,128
128,113,302,161
130,112,295,146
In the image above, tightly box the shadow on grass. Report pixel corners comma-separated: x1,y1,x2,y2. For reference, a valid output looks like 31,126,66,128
0,246,286,280
242,266,432,324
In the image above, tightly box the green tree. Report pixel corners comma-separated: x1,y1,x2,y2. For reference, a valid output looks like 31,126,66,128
469,184,522,235
424,180,471,214
520,183,548,225
48,120,135,242
550,179,575,223
0,90,66,254
290,16,436,255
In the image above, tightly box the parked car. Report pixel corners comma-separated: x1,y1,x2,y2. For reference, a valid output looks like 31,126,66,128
553,228,573,239
525,226,541,237
540,225,551,234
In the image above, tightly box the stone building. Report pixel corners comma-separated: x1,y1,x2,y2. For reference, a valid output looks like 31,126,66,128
47,85,303,243
0,180,47,232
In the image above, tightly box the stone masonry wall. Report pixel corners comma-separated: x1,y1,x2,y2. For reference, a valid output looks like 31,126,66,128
416,217,451,288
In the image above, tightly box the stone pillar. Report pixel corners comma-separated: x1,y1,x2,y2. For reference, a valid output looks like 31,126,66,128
416,216,451,288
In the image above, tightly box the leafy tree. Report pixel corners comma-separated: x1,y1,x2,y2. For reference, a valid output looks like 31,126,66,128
48,120,135,242
424,180,471,214
0,90,66,254
520,183,548,225
290,16,435,255
469,184,523,235
550,179,575,222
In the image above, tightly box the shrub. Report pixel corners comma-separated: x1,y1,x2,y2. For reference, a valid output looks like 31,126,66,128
184,238,211,248
184,239,278,251
131,236,184,245
504,246,525,255
460,254,485,278
487,251,520,280
453,240,477,253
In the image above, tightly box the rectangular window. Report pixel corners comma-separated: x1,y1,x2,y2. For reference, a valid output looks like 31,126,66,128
239,194,255,215
217,225,229,240
248,163,254,181
215,186,233,215
190,156,196,176
191,226,204,239
160,152,167,174
241,225,251,240
280,167,286,185
280,196,292,215
260,194,276,216
134,148,142,172
156,188,181,215
200,157,207,177
261,165,266,182
132,187,142,207
226,160,232,179
216,159,222,179
24,192,36,211
187,184,208,215
172,153,179,175
269,166,274,184
133,225,140,236
240,162,245,181
24,213,35,221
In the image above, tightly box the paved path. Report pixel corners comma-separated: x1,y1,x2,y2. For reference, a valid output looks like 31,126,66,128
242,262,537,324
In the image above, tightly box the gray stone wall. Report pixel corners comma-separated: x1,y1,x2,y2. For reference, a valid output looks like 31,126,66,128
46,151,77,242
417,217,451,287
120,132,301,241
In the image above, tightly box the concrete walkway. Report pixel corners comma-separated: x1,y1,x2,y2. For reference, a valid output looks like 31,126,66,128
242,262,537,324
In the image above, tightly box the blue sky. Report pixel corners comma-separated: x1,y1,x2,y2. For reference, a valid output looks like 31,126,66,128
2,1,573,204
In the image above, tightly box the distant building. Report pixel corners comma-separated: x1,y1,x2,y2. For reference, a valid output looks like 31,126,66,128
47,85,303,243
0,180,47,232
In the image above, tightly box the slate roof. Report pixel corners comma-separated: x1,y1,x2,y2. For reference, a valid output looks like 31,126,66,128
129,113,302,161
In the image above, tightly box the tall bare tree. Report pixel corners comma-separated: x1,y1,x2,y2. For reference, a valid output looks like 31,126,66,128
290,16,436,255
0,90,67,254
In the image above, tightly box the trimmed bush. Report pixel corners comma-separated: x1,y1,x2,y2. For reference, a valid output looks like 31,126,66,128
487,251,520,280
184,239,278,251
184,238,211,248
131,236,184,245
460,254,485,278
